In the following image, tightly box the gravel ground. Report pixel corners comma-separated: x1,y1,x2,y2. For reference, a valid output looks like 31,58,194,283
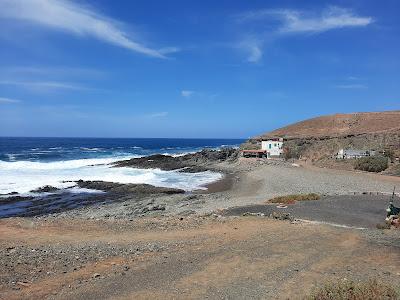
2,216,399,299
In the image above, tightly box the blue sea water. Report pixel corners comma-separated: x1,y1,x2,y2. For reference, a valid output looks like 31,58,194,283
0,137,243,162
0,137,244,195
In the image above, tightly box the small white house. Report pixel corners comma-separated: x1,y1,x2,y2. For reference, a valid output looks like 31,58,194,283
261,138,284,158
336,149,376,159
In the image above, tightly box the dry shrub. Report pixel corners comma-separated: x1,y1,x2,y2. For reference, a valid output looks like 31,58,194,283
354,156,388,173
306,279,399,300
268,193,320,204
376,222,391,230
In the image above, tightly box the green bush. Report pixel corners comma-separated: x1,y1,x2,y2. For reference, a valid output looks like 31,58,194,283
354,156,388,173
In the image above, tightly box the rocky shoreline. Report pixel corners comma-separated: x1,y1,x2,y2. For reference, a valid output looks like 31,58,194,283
0,148,239,219
113,147,239,172
1,146,399,221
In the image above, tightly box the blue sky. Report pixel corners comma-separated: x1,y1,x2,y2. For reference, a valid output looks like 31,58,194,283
0,0,399,138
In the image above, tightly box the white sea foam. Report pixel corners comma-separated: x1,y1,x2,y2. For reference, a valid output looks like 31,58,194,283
0,156,222,195
162,151,197,157
80,147,104,151
5,154,17,161
66,187,106,194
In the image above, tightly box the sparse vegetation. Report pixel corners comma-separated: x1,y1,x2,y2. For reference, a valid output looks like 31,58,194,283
376,222,391,230
384,149,395,163
306,278,399,300
268,193,320,204
387,164,400,176
354,156,389,173
283,146,301,160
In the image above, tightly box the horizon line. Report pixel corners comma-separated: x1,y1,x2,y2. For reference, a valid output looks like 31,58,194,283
0,136,247,140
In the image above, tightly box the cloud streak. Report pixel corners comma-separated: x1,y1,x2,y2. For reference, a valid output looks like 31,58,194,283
238,6,373,34
237,38,263,63
235,7,373,63
0,80,94,91
147,111,168,118
3,66,107,79
0,97,21,104
335,84,368,89
181,90,195,98
0,0,178,58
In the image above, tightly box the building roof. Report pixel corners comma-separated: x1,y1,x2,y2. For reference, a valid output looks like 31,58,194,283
261,138,283,142
343,149,367,155
242,149,267,153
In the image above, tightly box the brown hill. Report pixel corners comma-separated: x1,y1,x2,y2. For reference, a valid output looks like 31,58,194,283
263,111,400,139
242,111,400,175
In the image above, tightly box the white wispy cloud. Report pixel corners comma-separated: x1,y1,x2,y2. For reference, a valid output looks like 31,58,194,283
0,0,178,58
335,84,368,89
0,80,93,91
181,90,195,98
3,66,107,79
234,7,373,63
147,111,168,118
0,97,21,103
238,7,373,34
346,76,361,81
237,38,263,63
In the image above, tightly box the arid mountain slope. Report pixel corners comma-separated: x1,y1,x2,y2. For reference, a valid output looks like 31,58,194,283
243,111,400,174
264,111,400,139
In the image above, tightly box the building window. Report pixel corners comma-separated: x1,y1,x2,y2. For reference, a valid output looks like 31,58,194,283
269,144,272,149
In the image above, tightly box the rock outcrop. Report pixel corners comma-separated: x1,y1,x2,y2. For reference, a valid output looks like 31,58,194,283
113,148,239,172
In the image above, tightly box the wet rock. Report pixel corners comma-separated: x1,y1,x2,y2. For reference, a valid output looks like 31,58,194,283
113,148,239,172
270,211,294,221
242,212,265,217
75,181,184,195
0,195,34,205
30,185,60,193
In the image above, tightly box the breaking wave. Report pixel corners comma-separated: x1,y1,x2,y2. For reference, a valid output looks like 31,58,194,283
0,156,222,195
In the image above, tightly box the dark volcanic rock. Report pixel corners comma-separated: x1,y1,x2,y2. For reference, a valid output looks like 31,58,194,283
0,195,34,205
113,148,239,172
114,154,187,171
30,185,60,193
181,148,239,163
75,180,185,195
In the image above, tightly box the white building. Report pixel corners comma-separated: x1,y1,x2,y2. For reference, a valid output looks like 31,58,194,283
336,149,376,159
261,138,284,158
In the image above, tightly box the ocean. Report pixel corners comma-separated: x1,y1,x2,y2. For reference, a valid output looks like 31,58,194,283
0,137,244,195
